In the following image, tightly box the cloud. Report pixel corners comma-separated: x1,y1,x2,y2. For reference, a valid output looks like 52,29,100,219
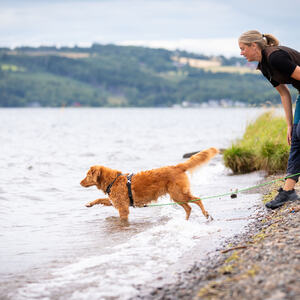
118,38,240,57
0,0,299,55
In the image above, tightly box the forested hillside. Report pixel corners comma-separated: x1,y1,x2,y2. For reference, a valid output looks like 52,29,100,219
0,44,294,107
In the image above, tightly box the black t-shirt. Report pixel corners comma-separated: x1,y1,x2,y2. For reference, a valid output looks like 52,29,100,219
261,49,298,88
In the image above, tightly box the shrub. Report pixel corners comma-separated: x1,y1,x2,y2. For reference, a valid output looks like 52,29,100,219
223,145,257,174
259,141,289,173
223,111,289,174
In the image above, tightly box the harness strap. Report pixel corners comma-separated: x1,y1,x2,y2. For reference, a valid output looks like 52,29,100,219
105,173,122,194
126,174,135,207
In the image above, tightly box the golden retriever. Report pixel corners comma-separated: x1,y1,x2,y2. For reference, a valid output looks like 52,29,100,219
80,147,218,221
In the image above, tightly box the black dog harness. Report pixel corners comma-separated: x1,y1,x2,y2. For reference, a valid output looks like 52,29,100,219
105,173,135,207
105,173,122,194
126,174,135,207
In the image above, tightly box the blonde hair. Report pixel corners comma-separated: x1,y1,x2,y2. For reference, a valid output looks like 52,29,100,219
238,30,280,49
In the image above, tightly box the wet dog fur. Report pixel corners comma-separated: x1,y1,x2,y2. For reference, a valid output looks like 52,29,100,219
80,147,218,221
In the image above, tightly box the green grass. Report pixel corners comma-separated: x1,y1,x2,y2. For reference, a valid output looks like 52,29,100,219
223,111,289,174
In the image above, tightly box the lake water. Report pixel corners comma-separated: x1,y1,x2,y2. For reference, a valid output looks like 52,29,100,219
0,107,270,299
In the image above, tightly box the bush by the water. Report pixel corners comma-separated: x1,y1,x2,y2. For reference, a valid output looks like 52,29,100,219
223,111,289,174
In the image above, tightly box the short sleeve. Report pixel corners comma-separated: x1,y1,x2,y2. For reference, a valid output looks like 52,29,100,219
270,78,280,88
269,50,297,77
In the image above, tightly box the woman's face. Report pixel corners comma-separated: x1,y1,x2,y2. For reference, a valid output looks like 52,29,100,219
239,42,262,62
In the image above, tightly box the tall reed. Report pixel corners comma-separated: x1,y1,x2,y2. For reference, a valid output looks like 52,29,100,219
223,111,289,174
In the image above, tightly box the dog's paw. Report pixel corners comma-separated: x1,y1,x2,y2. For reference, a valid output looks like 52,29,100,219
208,215,214,222
85,202,93,207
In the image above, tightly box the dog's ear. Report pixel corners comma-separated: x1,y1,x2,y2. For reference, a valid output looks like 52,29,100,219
91,166,101,183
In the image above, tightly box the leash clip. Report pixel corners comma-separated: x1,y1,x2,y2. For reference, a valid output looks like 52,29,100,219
230,189,238,199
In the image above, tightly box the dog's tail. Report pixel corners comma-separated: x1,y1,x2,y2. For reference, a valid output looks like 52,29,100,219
176,147,219,172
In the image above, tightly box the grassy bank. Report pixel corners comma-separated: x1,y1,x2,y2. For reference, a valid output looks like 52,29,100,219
223,111,289,174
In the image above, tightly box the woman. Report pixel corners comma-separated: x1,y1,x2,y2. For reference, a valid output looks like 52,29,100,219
238,30,300,209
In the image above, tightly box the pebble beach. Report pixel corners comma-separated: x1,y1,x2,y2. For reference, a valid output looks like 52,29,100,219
133,175,300,300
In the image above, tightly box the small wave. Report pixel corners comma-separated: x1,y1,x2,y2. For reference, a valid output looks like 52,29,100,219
81,153,96,157
14,211,220,300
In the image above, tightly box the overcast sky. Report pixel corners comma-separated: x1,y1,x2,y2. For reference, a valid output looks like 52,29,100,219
0,0,299,57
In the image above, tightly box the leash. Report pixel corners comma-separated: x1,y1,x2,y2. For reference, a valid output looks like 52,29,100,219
145,172,300,208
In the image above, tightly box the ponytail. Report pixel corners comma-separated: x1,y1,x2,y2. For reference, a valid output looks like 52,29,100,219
239,30,280,49
263,34,280,47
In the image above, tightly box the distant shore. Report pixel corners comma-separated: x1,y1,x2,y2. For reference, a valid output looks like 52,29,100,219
134,174,300,299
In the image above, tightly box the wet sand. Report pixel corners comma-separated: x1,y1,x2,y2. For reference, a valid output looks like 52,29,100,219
133,175,300,300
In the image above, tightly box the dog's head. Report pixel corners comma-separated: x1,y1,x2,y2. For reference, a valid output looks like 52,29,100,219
80,166,102,187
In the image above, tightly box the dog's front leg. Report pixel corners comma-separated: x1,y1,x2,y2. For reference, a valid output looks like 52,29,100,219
85,198,112,207
118,206,129,221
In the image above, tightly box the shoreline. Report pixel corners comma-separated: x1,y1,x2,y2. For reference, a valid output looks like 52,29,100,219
134,175,300,299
